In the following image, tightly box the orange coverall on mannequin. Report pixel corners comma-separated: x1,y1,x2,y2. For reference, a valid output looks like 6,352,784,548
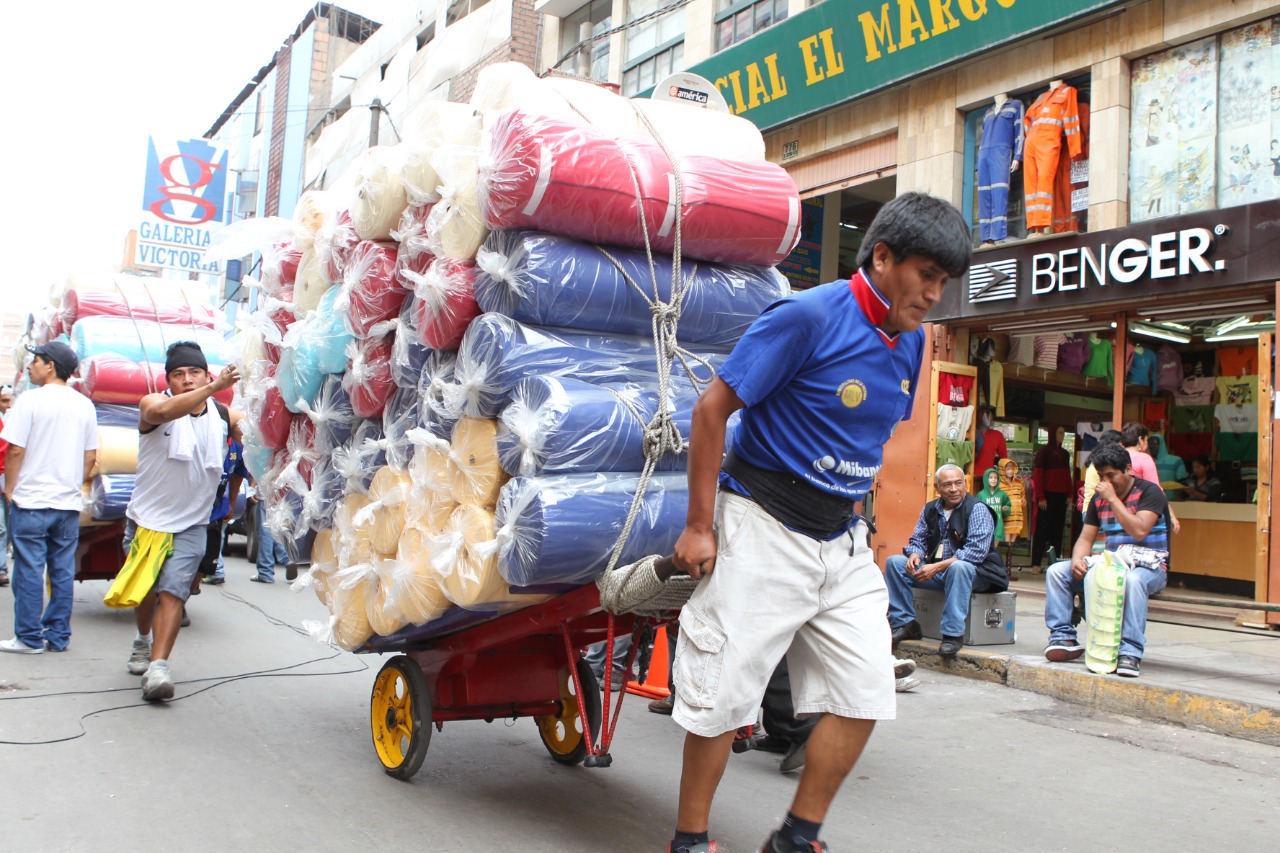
1052,103,1090,233
1023,84,1083,230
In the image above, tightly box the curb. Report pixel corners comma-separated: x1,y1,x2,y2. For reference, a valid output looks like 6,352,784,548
897,640,1280,747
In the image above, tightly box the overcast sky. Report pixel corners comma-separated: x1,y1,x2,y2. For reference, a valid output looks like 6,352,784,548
0,0,400,319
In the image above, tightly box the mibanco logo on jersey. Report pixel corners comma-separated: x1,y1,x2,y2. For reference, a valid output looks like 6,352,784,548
813,455,881,479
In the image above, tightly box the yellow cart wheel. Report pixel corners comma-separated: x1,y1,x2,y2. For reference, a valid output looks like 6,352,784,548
535,659,602,765
370,655,431,780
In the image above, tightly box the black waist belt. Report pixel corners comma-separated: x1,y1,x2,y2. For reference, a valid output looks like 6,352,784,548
722,450,856,540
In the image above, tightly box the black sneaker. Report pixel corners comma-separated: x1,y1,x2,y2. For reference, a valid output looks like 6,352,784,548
938,635,963,658
1044,638,1084,662
761,830,829,852
890,620,922,649
1116,655,1141,677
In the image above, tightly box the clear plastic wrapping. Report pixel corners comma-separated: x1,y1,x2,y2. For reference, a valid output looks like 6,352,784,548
450,313,722,420
302,455,344,531
351,145,411,242
418,349,460,440
93,403,140,428
292,190,334,252
292,247,332,315
404,258,481,351
424,145,489,260
366,556,409,638
496,376,694,476
354,466,412,556
495,472,689,587
343,240,406,338
343,330,397,420
259,240,303,297
392,203,435,280
382,385,420,472
94,425,140,476
321,209,361,286
256,378,298,451
391,527,451,624
478,108,801,267
333,493,376,568
474,229,789,346
401,100,483,205
449,417,508,507
433,504,531,610
329,563,376,650
70,316,231,366
62,288,217,330
391,296,431,390
79,356,230,406
297,373,356,454
90,474,135,521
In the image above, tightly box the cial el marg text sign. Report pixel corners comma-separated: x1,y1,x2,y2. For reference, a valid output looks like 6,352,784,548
929,201,1280,322
134,137,228,275
681,0,1124,131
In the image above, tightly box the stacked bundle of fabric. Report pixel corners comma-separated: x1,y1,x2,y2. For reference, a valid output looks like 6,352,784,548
241,65,797,650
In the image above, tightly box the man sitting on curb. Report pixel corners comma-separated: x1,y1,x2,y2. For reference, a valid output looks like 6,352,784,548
1043,443,1169,678
885,464,1009,658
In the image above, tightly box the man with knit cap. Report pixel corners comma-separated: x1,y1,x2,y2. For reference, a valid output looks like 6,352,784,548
125,341,243,700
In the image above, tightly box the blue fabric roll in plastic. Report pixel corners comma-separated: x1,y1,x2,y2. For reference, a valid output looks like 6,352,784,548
313,287,355,376
303,457,344,530
497,376,694,476
393,296,432,389
495,473,688,587
70,316,228,366
94,403,140,428
383,385,419,472
308,374,356,453
453,314,723,420
278,344,324,415
475,230,790,347
91,475,135,521
418,350,460,440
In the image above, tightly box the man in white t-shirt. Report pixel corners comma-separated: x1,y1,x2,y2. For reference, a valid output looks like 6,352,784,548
0,343,98,654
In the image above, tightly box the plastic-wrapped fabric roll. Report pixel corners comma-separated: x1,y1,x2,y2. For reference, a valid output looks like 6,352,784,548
383,385,419,472
329,564,376,651
405,258,481,351
475,230,789,347
418,350,460,440
95,426,139,476
62,288,216,330
333,493,376,568
94,403,140,428
277,342,323,415
408,428,455,502
78,355,232,406
277,417,320,494
435,504,533,610
392,204,435,280
495,472,688,587
406,489,457,535
333,419,388,495
283,526,316,567
479,109,801,267
311,528,336,568
391,297,431,390
299,374,356,454
367,557,409,638
90,474,134,521
244,442,274,482
351,146,410,242
392,527,450,624
343,331,396,420
451,313,721,419
322,210,360,286
355,466,412,556
302,456,344,531
344,240,406,338
425,146,488,260
260,240,302,295
292,190,333,253
70,316,229,366
293,247,331,315
256,381,297,451
450,418,507,507
496,376,694,476
309,286,355,375
402,100,483,205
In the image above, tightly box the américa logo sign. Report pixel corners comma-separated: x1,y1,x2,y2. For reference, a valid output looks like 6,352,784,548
134,137,229,274
682,0,1124,131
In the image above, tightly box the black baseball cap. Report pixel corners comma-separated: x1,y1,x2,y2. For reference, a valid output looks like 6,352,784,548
27,341,79,375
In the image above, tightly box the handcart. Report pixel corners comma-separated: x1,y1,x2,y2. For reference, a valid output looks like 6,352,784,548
358,583,672,780
74,520,125,583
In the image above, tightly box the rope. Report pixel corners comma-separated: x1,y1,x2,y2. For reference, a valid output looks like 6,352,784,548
112,275,159,396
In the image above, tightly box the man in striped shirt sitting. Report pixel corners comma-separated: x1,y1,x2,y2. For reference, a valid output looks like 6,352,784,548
1042,444,1169,678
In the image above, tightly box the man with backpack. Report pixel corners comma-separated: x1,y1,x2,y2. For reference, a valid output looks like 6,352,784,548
884,463,1010,659
123,342,243,701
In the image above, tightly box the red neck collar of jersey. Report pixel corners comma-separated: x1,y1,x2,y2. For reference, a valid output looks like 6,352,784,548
849,269,899,348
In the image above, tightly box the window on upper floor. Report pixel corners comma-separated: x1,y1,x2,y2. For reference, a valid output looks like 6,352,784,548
623,0,685,64
714,0,788,52
447,0,492,26
622,41,683,96
253,93,264,136
560,0,612,82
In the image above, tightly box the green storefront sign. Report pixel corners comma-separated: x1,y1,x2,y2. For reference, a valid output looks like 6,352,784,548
683,0,1125,131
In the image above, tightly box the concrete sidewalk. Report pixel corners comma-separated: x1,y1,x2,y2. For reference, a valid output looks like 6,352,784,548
897,574,1280,746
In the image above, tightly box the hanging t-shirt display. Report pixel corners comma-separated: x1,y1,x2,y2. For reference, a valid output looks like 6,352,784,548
1034,334,1064,370
1057,334,1089,373
1155,345,1182,393
1215,375,1258,407
1217,345,1257,377
1007,335,1036,367
1214,403,1257,434
1175,375,1215,406
938,373,975,407
1181,350,1216,378
1081,336,1113,382
1217,431,1257,463
936,439,975,469
1168,432,1213,461
1142,398,1168,431
1126,346,1159,393
937,404,975,440
1170,405,1214,434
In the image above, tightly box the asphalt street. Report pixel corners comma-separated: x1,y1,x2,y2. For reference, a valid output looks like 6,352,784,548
1,550,1277,852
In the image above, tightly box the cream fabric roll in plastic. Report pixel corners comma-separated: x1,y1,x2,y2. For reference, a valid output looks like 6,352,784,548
367,557,409,637
393,527,451,624
330,566,375,651
425,146,488,260
293,247,331,313
402,101,483,205
352,146,410,241
293,190,332,250
95,426,139,475
436,504,512,609
361,467,412,556
333,493,375,568
405,488,457,534
311,528,336,568
409,428,456,502
450,417,508,507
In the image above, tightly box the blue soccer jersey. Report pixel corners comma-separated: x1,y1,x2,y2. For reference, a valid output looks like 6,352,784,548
718,268,925,501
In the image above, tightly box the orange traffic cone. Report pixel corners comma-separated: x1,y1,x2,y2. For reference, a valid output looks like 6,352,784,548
627,626,671,699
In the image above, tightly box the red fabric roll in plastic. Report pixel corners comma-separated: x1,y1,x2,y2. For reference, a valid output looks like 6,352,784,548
77,356,233,406
258,383,297,450
481,109,802,267
325,210,360,285
62,289,217,330
261,241,303,294
343,333,395,420
395,204,436,280
344,241,406,338
410,259,481,351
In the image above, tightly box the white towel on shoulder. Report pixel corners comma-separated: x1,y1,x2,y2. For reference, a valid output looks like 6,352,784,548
167,405,225,470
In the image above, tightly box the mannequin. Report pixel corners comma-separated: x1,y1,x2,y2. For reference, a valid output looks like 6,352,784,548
978,92,1026,246
1023,79,1083,235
